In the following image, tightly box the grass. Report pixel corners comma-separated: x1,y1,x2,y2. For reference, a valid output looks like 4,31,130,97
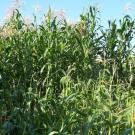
0,7,135,135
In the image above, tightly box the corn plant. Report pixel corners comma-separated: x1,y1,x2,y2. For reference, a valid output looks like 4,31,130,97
0,7,135,135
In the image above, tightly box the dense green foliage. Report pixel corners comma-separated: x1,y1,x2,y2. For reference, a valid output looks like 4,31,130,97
0,7,135,135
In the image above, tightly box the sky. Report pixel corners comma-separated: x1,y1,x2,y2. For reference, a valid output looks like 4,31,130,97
0,0,135,26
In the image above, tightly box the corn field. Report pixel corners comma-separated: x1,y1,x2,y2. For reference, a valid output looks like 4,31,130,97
0,7,135,135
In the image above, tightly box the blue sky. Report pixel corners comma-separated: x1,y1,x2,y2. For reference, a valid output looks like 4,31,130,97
0,0,135,26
